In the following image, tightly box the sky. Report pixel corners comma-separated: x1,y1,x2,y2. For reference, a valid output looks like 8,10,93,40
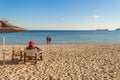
0,0,120,30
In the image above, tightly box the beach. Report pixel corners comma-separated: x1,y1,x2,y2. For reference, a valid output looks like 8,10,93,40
0,44,120,80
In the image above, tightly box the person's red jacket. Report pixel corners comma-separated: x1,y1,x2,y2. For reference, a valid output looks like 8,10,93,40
29,41,34,47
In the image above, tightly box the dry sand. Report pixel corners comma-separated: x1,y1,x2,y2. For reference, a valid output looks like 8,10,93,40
0,44,120,80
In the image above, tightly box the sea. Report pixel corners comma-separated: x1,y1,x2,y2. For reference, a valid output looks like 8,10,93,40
0,30,120,45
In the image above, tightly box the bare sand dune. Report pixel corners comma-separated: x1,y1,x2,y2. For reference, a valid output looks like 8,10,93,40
0,44,120,80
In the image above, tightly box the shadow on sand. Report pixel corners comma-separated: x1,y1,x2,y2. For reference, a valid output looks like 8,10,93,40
0,59,19,65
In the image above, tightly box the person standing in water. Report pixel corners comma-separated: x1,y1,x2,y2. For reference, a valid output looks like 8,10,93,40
46,36,51,45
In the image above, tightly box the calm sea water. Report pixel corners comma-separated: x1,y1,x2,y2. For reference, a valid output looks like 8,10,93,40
0,30,120,44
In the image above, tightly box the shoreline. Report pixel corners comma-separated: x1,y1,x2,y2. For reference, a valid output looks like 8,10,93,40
1,43,120,45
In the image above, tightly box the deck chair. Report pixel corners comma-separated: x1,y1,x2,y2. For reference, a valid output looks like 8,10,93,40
24,48,38,64
12,47,23,61
36,48,43,60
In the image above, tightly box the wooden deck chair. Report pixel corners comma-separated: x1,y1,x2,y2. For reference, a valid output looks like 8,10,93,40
24,49,38,64
12,47,22,61
36,48,43,60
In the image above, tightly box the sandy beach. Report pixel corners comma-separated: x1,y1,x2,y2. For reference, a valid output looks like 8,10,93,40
0,44,120,80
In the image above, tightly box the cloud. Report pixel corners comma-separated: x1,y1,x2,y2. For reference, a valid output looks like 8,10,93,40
94,15,100,19
90,15,100,19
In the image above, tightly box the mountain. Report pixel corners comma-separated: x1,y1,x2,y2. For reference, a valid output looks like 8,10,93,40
96,29,108,31
115,28,120,31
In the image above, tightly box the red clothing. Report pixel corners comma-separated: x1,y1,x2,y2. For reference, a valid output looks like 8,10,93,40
29,41,34,47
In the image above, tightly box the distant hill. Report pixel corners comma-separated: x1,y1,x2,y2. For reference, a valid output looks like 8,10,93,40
115,28,120,31
96,29,109,31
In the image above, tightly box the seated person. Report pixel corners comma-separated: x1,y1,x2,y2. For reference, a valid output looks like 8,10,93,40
26,40,35,49
26,41,42,60
26,41,40,50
